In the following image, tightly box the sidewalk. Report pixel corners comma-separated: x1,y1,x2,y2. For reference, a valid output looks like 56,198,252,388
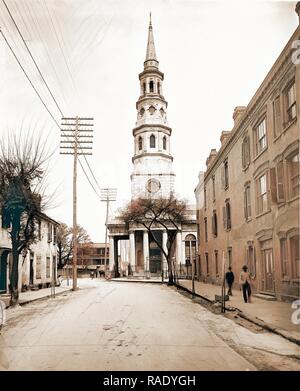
111,277,164,284
177,279,300,344
0,282,72,308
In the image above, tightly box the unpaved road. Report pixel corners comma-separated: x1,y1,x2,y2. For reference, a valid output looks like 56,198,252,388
0,279,299,371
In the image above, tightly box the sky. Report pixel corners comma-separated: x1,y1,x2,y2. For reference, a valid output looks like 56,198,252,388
0,0,298,242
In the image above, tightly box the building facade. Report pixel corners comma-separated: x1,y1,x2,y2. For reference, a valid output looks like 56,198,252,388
77,242,109,276
194,5,300,301
108,17,197,277
0,213,59,294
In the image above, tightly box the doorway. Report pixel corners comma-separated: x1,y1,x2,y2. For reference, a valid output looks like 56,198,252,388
29,252,34,286
0,250,9,293
262,249,274,293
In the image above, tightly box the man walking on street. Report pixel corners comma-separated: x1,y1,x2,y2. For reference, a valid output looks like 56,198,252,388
239,265,252,303
225,266,234,296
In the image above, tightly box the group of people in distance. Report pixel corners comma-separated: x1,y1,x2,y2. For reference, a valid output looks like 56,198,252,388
225,265,252,303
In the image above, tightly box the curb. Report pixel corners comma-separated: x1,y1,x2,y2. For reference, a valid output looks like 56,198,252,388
175,282,300,346
18,288,72,307
110,278,166,284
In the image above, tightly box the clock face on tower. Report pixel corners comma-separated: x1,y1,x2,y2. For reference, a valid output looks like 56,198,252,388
146,178,161,194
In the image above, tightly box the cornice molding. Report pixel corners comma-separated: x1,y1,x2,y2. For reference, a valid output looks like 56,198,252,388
132,152,173,163
133,123,172,135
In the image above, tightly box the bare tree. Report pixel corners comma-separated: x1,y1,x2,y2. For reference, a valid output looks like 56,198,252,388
0,133,52,306
57,223,91,268
120,196,187,285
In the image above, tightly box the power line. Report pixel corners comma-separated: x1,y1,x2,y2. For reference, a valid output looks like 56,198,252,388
2,0,63,117
21,0,69,109
1,4,102,199
0,28,61,129
42,0,77,95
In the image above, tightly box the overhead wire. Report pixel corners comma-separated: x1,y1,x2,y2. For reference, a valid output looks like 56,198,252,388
1,0,102,196
0,24,101,199
2,0,63,117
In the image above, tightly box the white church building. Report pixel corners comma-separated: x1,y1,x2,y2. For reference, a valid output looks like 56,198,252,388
107,17,197,278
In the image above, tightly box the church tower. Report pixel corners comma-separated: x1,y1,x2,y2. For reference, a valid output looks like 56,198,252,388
131,15,175,199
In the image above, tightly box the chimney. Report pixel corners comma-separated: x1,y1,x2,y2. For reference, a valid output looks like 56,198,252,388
220,131,231,147
206,148,217,169
233,106,246,125
296,2,300,24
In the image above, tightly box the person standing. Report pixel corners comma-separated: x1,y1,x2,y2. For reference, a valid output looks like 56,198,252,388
225,266,235,296
239,265,252,303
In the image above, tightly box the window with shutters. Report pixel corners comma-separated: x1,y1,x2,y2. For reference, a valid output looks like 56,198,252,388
254,117,267,156
273,96,281,138
212,175,216,201
227,247,232,268
224,160,229,189
276,161,285,203
285,81,297,125
205,252,209,275
242,136,250,169
37,220,42,241
290,235,300,278
223,200,231,230
212,210,218,237
215,251,219,276
256,173,269,214
36,256,41,279
280,238,288,278
246,245,256,278
288,152,299,199
204,187,207,210
47,223,52,243
53,226,57,245
204,218,208,242
46,256,51,278
244,183,251,220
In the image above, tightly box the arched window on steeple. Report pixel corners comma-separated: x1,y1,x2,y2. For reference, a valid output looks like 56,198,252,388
157,82,161,95
138,136,143,151
163,136,167,150
149,80,154,93
150,134,156,148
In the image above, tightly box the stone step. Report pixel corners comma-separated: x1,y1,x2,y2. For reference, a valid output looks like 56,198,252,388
253,293,277,301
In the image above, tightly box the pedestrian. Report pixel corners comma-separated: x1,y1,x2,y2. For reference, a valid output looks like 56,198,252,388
239,265,252,303
90,271,94,280
225,266,234,296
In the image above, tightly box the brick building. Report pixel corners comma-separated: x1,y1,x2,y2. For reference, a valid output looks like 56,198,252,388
194,4,300,301
77,243,109,276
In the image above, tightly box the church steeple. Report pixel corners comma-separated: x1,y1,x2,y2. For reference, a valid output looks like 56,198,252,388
131,16,175,200
144,13,159,69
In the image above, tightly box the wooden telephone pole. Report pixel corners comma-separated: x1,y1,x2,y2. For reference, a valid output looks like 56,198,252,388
100,188,117,273
60,117,94,290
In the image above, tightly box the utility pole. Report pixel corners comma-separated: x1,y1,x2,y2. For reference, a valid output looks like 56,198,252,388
100,188,117,275
60,116,94,291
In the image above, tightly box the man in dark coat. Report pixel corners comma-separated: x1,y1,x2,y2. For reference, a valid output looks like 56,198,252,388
225,266,235,296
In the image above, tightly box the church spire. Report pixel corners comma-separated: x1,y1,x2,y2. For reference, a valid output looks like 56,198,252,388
145,13,158,68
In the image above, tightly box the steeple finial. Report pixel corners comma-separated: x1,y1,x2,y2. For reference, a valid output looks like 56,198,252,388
145,13,157,63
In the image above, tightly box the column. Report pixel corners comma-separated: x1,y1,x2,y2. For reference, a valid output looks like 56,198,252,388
129,232,136,268
143,231,149,275
176,231,182,264
109,237,115,271
162,230,168,276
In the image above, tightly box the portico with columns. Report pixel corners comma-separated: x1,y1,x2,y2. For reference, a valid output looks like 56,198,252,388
107,16,197,277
